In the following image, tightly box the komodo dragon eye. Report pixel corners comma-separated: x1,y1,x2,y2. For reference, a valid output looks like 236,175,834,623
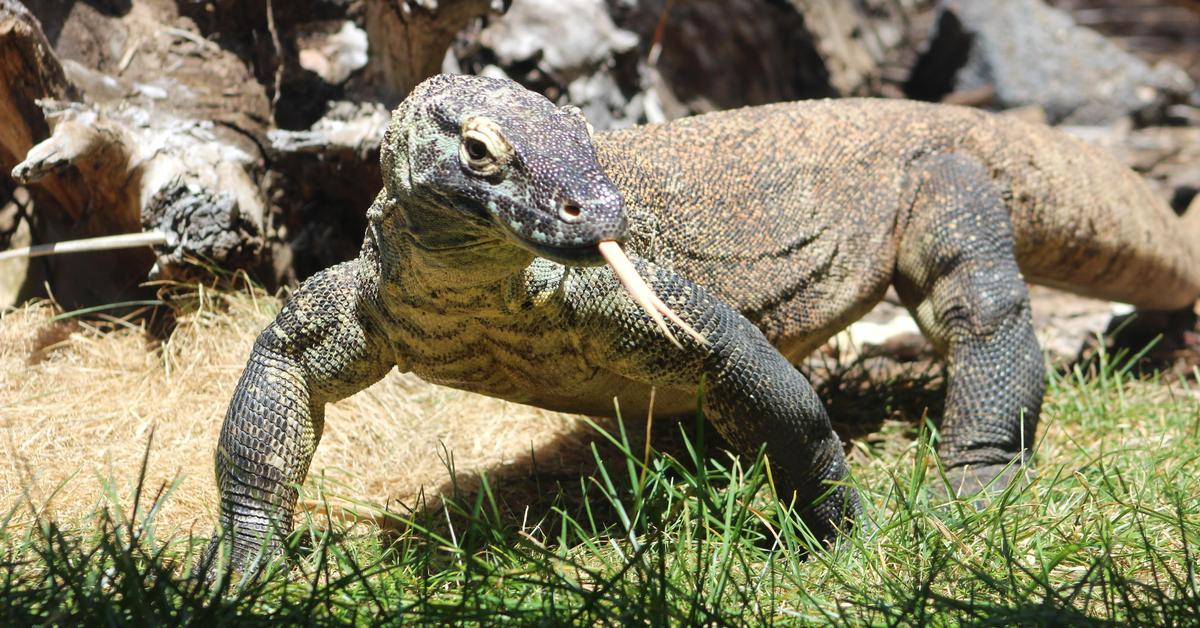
464,138,488,161
459,116,511,176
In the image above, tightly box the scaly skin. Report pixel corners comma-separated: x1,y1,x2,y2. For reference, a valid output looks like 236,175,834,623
207,75,1200,572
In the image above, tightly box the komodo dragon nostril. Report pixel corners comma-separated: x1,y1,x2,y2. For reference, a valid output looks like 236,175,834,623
559,200,583,223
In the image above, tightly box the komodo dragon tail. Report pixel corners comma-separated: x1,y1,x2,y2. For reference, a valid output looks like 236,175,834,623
970,116,1200,311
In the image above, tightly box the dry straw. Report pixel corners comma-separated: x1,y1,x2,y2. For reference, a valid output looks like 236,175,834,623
0,284,607,537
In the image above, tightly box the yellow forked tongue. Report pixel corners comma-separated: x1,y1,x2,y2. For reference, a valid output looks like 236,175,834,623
598,240,707,349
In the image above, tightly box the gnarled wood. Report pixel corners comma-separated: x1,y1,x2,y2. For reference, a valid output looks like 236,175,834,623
0,0,78,213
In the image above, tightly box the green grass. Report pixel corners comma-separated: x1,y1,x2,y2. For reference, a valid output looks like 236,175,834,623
2,345,1198,626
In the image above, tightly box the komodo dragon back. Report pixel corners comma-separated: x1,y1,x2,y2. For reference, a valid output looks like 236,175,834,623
596,99,1200,314
588,98,1198,501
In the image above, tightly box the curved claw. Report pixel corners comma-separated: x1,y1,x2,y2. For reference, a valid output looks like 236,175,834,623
938,461,1030,508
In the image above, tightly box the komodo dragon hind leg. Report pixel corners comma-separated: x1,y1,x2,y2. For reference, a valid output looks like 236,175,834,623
893,153,1044,497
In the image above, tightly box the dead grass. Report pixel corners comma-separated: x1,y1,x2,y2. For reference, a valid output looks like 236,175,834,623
0,283,601,536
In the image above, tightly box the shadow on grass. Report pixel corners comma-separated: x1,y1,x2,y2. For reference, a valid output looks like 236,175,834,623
360,336,954,596
386,345,950,563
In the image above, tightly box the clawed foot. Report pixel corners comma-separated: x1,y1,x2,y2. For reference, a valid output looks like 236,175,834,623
935,461,1030,507
194,533,286,587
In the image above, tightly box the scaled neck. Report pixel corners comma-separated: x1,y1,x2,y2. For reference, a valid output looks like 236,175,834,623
361,192,535,295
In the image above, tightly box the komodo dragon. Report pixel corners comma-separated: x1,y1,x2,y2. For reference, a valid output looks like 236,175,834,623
208,74,1200,570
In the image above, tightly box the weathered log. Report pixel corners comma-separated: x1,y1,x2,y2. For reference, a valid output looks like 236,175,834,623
0,0,77,216
267,1,510,279
907,0,1195,123
12,99,265,273
266,101,389,280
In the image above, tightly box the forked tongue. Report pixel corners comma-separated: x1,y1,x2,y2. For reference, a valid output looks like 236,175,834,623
598,240,707,349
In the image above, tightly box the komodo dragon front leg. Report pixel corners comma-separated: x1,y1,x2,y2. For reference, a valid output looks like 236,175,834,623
894,154,1044,492
575,259,858,539
207,260,392,571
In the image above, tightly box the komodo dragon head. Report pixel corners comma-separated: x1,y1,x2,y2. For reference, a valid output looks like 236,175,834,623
379,73,704,345
379,73,626,266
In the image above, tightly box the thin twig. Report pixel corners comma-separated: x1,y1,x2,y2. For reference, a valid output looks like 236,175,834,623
646,0,676,66
164,27,218,51
0,231,168,262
